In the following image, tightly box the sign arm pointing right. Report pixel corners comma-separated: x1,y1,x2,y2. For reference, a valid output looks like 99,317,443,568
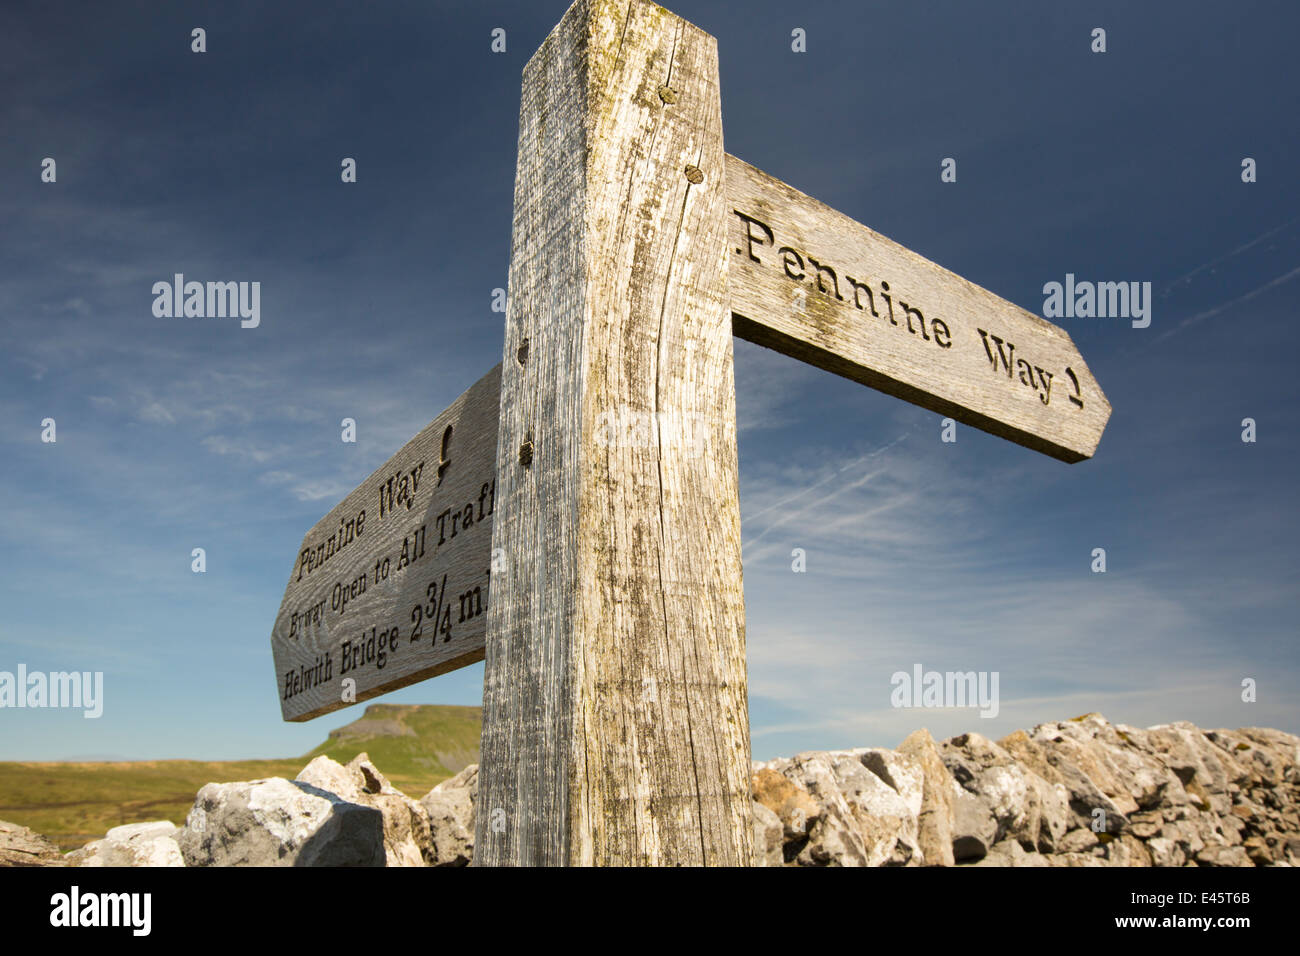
724,153,1111,463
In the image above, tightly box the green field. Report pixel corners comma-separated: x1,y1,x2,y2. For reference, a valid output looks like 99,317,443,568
0,703,481,852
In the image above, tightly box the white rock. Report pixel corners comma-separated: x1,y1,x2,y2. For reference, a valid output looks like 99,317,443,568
297,753,432,866
752,800,783,867
420,787,474,866
66,821,183,867
178,777,385,867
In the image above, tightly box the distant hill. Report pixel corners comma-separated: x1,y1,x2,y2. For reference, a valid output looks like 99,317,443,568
304,703,481,796
0,703,481,851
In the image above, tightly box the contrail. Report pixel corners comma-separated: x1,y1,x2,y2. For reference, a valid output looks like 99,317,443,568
741,431,911,553
1153,264,1300,344
1161,216,1298,296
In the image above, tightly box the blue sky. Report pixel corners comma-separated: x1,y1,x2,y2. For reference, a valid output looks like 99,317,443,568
1,0,1296,762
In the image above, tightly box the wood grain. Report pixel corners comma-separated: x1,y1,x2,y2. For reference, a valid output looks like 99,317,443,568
270,366,500,722
476,0,752,866
725,154,1111,462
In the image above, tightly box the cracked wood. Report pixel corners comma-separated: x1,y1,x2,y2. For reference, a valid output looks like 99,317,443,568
475,0,751,866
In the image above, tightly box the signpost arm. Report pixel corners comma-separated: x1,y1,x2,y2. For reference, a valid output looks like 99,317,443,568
476,0,752,866
722,154,1111,463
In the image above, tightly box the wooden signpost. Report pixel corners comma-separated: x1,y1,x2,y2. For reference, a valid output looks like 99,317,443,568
726,155,1110,463
270,366,500,722
269,0,1111,866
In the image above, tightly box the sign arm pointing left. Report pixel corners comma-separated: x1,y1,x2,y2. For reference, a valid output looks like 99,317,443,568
271,365,501,722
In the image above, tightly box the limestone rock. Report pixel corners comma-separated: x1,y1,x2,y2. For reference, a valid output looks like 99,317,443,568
1047,850,1108,867
1282,834,1300,862
66,821,183,867
0,820,65,867
752,764,822,841
1139,722,1243,816
1030,718,1140,826
997,730,1072,852
829,751,921,866
771,753,871,866
1243,835,1273,865
752,800,784,866
297,753,432,866
437,763,480,800
178,777,385,867
1195,843,1252,867
951,787,997,862
1058,827,1100,854
1103,833,1152,867
967,838,1050,867
897,729,956,867
420,786,475,867
942,732,1051,851
1145,836,1185,867
414,763,479,866
859,749,924,816
159,717,1297,869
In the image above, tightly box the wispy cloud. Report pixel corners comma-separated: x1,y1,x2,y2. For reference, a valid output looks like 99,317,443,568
202,435,274,463
737,418,1298,757
1152,264,1300,344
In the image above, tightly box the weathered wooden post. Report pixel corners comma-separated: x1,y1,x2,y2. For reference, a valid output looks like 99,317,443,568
474,0,752,865
270,0,1111,869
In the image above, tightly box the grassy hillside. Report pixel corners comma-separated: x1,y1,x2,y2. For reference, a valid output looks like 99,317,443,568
0,703,481,852
303,703,482,796
0,758,310,852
